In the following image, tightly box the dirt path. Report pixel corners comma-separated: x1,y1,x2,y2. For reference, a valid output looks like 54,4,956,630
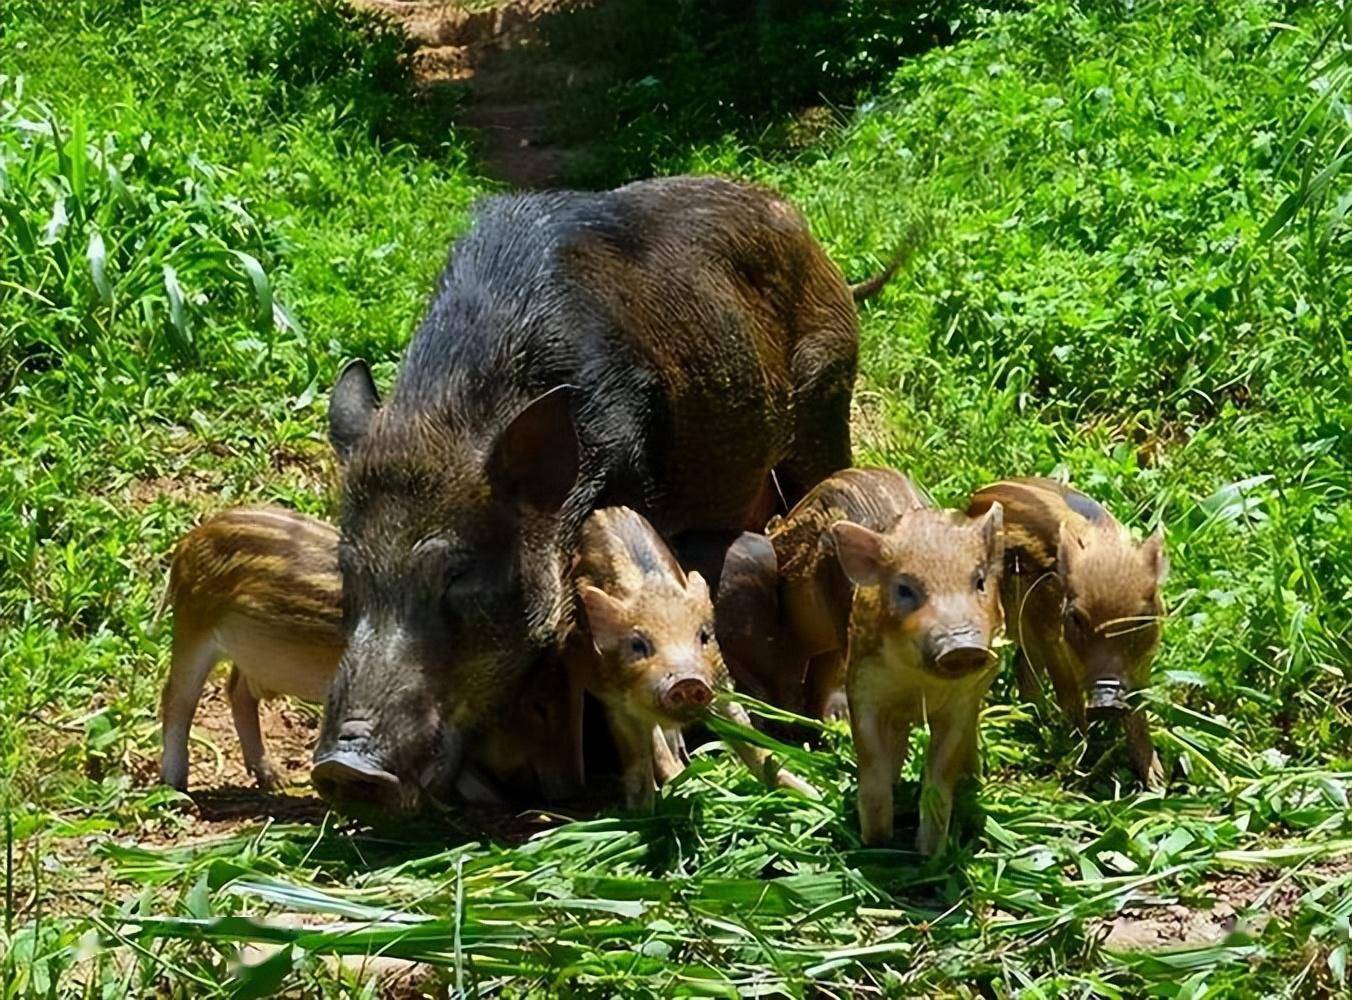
353,0,598,188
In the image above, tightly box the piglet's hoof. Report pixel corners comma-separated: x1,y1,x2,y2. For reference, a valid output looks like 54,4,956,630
822,691,851,724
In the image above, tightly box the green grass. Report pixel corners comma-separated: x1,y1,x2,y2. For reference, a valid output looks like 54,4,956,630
3,0,1352,996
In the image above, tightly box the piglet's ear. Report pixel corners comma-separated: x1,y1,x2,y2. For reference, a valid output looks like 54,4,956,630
976,501,1004,564
1056,521,1083,580
830,521,890,587
1141,527,1169,584
580,585,628,654
489,385,579,512
685,570,710,608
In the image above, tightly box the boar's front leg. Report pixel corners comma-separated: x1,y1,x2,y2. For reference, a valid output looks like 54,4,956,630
1124,709,1164,789
917,695,984,857
851,701,910,846
716,700,821,800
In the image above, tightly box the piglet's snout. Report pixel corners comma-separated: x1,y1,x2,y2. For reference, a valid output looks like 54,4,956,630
1086,677,1129,718
925,629,996,678
660,675,714,714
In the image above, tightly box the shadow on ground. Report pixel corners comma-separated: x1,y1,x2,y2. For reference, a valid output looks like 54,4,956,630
349,0,1007,188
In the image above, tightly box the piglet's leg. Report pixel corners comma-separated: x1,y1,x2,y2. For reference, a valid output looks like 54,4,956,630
159,626,220,792
609,712,657,811
226,666,284,791
1044,641,1088,731
805,651,850,723
715,701,821,800
652,726,685,786
1012,647,1045,708
917,703,980,857
1124,709,1164,789
852,704,910,846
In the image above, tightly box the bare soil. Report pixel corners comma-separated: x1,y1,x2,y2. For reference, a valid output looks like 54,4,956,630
1097,858,1352,951
352,0,599,188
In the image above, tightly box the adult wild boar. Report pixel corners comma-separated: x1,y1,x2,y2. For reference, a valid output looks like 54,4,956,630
313,176,879,814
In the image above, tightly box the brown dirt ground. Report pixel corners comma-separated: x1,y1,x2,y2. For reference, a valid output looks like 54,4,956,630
1096,857,1352,952
351,0,599,188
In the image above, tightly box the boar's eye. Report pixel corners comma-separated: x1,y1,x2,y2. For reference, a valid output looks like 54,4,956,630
974,573,987,594
698,625,713,647
629,633,653,659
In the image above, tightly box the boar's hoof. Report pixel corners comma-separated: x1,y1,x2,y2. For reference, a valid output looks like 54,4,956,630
312,750,403,812
1086,679,1129,719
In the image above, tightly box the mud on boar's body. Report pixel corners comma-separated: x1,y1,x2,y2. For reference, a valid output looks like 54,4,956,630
568,506,818,809
723,469,1006,854
968,478,1168,787
316,176,866,815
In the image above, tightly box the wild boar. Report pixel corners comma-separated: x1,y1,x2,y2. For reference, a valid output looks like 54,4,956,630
315,176,885,814
157,507,579,805
720,469,1005,854
567,506,818,808
967,478,1167,787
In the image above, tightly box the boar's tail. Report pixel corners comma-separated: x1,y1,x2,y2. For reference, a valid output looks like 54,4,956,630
848,218,931,303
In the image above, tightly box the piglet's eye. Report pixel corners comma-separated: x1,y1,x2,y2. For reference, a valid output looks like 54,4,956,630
698,625,712,647
629,633,653,659
975,574,986,593
893,582,918,607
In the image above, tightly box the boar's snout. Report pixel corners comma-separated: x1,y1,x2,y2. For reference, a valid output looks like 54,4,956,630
312,749,402,813
924,630,997,678
1085,677,1129,718
659,675,714,719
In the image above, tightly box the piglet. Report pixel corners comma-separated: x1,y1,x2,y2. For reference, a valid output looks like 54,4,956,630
568,507,819,809
158,506,343,791
968,477,1167,787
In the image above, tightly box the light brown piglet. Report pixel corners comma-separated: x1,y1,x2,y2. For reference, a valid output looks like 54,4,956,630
568,507,819,810
158,507,343,791
968,478,1167,787
720,469,1005,854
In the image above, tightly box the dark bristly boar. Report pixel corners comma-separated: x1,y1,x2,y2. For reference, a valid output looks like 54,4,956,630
316,176,877,814
967,478,1167,787
568,507,819,808
721,469,1005,854
158,507,580,805
159,507,343,792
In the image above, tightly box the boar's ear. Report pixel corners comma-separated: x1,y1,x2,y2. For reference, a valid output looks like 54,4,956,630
976,501,1004,564
580,585,628,653
1141,527,1169,584
489,386,579,512
330,359,380,462
830,521,890,587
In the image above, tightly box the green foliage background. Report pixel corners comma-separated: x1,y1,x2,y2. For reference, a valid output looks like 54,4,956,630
1,0,1349,995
